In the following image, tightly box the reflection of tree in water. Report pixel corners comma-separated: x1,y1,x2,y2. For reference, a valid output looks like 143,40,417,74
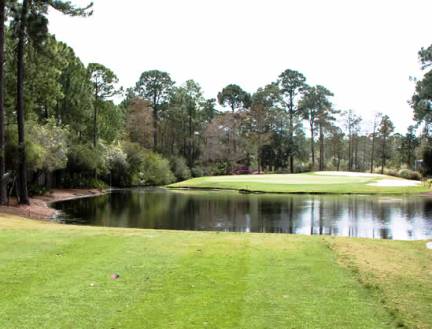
54,190,432,239
310,196,346,236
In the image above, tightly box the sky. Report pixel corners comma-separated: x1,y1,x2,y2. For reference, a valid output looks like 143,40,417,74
47,0,432,133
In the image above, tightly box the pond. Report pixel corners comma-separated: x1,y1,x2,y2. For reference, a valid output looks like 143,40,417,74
52,188,432,240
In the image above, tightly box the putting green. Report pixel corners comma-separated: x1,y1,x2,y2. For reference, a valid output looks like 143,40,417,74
168,172,428,194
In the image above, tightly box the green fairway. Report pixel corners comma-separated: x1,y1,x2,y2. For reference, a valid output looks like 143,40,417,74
1,215,431,328
168,171,429,194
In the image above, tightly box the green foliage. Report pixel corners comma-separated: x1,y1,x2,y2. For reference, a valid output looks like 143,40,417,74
169,156,191,181
141,151,175,186
5,119,68,173
191,165,205,177
61,174,107,189
217,84,251,112
411,46,432,133
120,142,175,186
134,70,174,106
67,143,107,175
28,119,69,172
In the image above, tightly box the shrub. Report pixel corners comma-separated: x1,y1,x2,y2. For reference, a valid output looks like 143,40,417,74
67,143,107,175
383,168,398,177
60,173,108,189
106,144,130,187
397,169,422,181
206,161,231,176
169,156,191,181
142,151,175,185
191,166,205,177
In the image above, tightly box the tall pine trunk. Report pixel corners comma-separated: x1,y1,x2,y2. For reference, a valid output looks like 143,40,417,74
309,119,315,171
370,131,376,173
319,124,324,171
288,94,294,173
381,135,386,174
16,0,30,205
0,0,6,205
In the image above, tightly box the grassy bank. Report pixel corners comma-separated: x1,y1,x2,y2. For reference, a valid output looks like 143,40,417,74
0,214,431,328
168,172,430,194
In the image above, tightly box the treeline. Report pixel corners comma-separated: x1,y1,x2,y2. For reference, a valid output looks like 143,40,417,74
1,1,431,206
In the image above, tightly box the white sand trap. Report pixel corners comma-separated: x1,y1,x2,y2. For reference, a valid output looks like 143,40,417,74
368,179,421,187
427,242,432,250
315,171,384,177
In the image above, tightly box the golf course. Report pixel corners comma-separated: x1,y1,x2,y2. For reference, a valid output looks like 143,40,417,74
168,171,429,194
0,213,431,329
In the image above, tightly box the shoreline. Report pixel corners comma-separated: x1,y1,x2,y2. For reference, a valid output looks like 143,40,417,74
0,188,106,220
167,186,431,195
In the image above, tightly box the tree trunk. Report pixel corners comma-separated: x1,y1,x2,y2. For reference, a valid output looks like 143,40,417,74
289,94,294,173
319,124,324,171
188,106,193,167
0,0,6,205
93,87,98,148
16,0,30,205
310,120,315,171
153,106,158,150
348,133,352,171
354,137,358,170
370,132,375,173
381,135,386,174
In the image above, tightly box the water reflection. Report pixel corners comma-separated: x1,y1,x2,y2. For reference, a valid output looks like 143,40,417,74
53,188,432,240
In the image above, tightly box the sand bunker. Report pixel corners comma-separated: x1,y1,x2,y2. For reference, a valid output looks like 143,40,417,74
368,179,421,187
427,242,432,250
315,171,384,177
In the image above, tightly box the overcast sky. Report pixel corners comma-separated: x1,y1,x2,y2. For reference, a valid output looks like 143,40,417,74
48,0,432,132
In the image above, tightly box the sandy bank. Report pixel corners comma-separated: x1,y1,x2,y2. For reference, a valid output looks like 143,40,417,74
0,189,105,220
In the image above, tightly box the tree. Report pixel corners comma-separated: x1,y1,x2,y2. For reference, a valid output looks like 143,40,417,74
343,109,362,171
400,125,419,169
134,70,174,150
217,84,251,112
299,85,333,170
87,63,120,147
314,86,336,171
57,42,93,137
411,44,432,133
0,0,6,205
217,84,251,156
13,0,92,204
244,86,275,172
327,125,345,171
277,69,307,173
179,80,204,167
126,98,154,149
370,112,382,173
378,115,394,174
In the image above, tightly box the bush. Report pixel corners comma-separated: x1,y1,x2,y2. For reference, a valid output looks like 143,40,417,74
141,151,175,185
397,169,422,181
206,161,231,176
383,168,398,177
67,143,107,175
106,144,130,187
60,173,108,189
169,156,191,181
191,166,205,177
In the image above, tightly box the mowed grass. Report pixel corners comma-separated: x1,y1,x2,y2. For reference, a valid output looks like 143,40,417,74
1,215,431,328
168,172,430,194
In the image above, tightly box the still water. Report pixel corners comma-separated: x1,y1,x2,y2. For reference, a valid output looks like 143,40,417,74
52,188,432,240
